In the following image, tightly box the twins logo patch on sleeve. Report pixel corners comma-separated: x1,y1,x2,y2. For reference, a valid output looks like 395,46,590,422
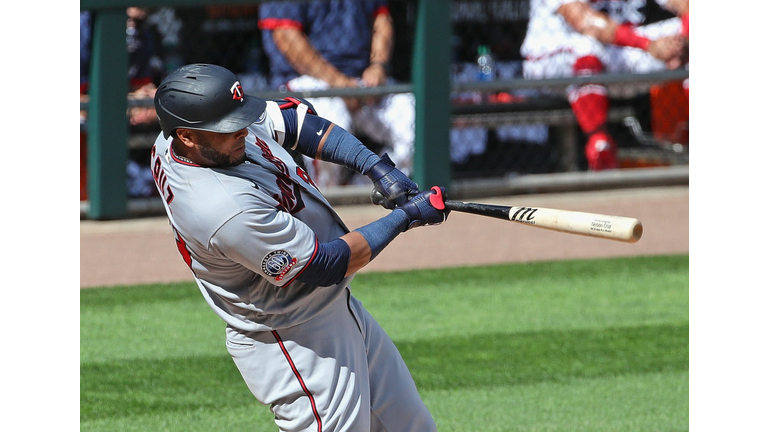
262,250,298,281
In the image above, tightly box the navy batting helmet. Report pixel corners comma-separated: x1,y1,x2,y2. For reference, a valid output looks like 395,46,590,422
154,63,266,139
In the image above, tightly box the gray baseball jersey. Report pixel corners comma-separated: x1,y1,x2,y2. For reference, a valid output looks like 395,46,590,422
150,99,436,431
151,100,354,332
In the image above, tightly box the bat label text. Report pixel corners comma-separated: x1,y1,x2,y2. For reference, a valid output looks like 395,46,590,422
510,207,538,224
590,219,613,233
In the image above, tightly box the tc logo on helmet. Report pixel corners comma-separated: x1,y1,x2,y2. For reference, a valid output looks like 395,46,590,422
230,81,244,101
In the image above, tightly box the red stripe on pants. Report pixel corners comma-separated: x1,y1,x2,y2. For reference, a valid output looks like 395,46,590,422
273,330,323,432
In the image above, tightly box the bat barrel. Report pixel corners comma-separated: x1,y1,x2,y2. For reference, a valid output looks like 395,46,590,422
507,206,644,243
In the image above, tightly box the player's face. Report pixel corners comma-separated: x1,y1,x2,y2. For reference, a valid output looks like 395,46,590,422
193,128,249,167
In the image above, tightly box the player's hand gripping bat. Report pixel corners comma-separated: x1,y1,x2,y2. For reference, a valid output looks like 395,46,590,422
371,189,643,243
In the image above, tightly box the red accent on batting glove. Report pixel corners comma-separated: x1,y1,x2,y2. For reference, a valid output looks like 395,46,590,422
585,132,619,171
681,13,689,38
428,186,446,210
613,24,651,50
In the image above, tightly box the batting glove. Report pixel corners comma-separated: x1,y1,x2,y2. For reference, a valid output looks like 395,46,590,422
365,153,419,210
399,186,450,230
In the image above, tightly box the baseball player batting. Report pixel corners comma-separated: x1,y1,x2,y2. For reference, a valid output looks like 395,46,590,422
150,63,447,431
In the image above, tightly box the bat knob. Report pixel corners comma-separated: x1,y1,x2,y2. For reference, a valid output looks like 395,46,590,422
370,188,385,206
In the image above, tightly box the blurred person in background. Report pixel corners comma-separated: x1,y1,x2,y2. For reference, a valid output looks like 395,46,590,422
125,7,165,126
80,7,165,126
80,8,167,198
521,0,688,170
258,0,415,187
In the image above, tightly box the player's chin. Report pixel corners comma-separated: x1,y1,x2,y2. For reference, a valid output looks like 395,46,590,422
216,151,247,167
233,147,249,164
225,152,247,166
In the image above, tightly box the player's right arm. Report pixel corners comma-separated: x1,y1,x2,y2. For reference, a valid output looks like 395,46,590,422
338,186,451,277
212,188,448,287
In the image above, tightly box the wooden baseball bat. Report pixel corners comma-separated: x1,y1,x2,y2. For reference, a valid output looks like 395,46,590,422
445,200,643,243
372,190,643,243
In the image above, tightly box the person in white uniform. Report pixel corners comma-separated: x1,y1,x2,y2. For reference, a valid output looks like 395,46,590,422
150,63,449,431
521,0,688,170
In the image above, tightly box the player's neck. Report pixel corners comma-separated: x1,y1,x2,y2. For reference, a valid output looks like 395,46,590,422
171,140,199,165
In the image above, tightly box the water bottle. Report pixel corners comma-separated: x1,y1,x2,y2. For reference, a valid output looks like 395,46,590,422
476,45,496,102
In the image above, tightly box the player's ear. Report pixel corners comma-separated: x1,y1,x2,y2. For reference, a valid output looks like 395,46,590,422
175,128,196,148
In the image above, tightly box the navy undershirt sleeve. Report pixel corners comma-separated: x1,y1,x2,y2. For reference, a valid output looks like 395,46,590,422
281,107,299,147
295,210,410,286
296,238,351,287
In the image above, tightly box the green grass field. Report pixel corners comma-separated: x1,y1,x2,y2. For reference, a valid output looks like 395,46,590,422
81,254,689,431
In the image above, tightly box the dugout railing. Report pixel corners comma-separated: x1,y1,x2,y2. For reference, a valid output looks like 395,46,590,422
80,0,689,220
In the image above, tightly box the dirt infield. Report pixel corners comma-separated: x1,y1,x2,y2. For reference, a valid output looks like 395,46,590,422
80,186,688,288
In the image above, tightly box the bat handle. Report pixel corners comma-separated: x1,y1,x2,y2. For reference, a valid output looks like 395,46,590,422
371,188,450,208
444,200,511,218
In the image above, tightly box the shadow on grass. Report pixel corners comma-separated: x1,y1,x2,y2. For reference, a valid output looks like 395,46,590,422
399,323,688,391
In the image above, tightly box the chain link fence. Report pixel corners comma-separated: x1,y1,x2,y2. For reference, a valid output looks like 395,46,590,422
80,0,688,201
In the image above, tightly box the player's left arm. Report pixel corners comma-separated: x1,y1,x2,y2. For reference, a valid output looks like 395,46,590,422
273,101,418,207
